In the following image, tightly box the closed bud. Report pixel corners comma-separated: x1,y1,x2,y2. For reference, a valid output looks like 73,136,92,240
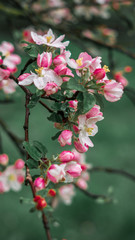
93,68,106,80
59,151,75,163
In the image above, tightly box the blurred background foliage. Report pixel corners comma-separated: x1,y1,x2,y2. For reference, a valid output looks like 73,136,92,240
0,0,135,240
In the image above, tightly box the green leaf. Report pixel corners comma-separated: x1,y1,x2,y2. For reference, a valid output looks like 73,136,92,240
62,79,85,92
83,92,96,114
23,141,42,161
52,131,62,141
47,112,63,123
94,93,104,112
20,197,33,204
28,90,44,109
33,141,48,156
27,158,39,169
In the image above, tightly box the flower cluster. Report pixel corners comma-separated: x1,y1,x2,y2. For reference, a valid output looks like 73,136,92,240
0,41,21,94
0,155,25,193
18,29,123,199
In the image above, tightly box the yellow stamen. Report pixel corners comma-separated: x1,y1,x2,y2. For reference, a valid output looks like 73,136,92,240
9,174,16,181
76,57,83,67
85,127,94,135
46,36,52,43
103,65,110,73
35,67,44,76
5,51,10,57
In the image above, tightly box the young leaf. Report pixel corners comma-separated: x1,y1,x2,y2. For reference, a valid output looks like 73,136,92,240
23,141,42,161
47,112,63,123
52,131,62,141
82,92,96,114
33,141,48,156
27,158,39,169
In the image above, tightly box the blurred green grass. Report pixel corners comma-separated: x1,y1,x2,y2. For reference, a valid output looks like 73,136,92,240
0,27,135,240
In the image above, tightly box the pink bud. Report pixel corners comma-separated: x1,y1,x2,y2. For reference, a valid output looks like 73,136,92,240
69,100,78,111
93,68,106,80
103,80,123,102
86,105,103,122
18,73,31,81
74,139,89,153
73,125,79,134
76,178,88,190
59,151,75,163
58,130,72,147
62,68,74,82
54,64,67,76
44,82,59,96
47,164,65,183
0,154,9,166
17,175,25,183
65,161,82,178
34,177,46,191
0,56,3,65
37,52,52,68
14,159,25,169
53,54,66,66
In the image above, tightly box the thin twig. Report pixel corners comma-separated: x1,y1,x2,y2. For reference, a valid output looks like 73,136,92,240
0,118,24,156
89,166,135,182
18,58,36,77
74,183,112,203
39,100,54,113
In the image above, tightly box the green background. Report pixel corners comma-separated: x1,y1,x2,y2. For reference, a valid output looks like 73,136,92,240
0,16,135,240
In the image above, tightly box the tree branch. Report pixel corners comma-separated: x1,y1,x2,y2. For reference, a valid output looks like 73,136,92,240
89,166,135,182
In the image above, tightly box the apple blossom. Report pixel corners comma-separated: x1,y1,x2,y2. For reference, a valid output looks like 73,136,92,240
47,164,66,183
59,184,75,205
37,52,52,68
0,154,9,166
59,151,75,163
34,177,46,191
44,82,59,96
14,159,25,169
101,79,124,102
64,161,82,178
48,189,56,197
31,29,69,49
74,139,89,153
58,130,73,147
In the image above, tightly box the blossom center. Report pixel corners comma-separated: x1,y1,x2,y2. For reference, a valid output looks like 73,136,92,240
9,174,16,181
35,67,44,76
103,65,110,73
46,36,52,43
85,127,94,135
76,57,83,67
5,51,10,57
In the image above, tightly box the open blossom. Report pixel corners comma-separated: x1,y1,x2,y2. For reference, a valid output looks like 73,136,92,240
59,184,75,205
58,130,72,147
0,41,21,73
31,29,69,49
101,79,124,102
18,69,62,90
0,68,17,94
47,164,66,183
78,115,98,147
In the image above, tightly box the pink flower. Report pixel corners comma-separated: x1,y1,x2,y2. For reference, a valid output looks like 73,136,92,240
114,72,128,87
19,69,62,90
37,52,52,68
14,159,25,169
18,73,31,81
86,105,104,123
31,29,69,49
93,68,106,80
68,52,92,70
74,139,89,153
65,161,82,178
59,151,75,163
54,64,67,76
34,177,46,191
0,56,3,65
47,164,65,183
58,130,72,147
76,178,88,190
59,184,75,205
102,80,123,102
69,100,78,111
44,82,59,96
53,50,71,66
0,154,9,166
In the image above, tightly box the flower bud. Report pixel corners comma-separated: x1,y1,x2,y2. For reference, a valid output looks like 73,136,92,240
65,161,82,178
0,154,9,166
48,189,56,197
37,52,52,68
74,139,89,153
34,195,47,210
14,159,25,169
76,178,88,190
0,56,3,65
69,100,78,111
54,64,67,76
59,151,75,163
47,164,65,183
34,177,46,191
44,82,59,96
53,54,66,66
18,73,31,81
93,68,106,80
58,130,72,147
